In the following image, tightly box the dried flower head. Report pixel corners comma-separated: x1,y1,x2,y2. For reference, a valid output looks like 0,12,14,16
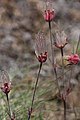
66,54,80,64
35,31,47,63
54,31,68,49
43,1,55,22
0,70,11,94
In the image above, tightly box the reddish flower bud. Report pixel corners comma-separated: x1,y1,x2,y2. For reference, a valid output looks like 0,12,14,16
1,82,10,94
37,52,47,63
43,1,55,22
67,54,80,64
35,31,47,63
54,31,68,49
44,9,55,22
0,70,11,94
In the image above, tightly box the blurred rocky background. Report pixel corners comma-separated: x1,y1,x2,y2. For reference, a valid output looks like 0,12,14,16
0,0,43,80
0,0,79,79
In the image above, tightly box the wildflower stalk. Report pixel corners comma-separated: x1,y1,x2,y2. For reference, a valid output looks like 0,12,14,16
48,21,54,66
49,21,59,90
6,93,12,120
60,48,67,120
48,21,61,94
28,62,42,120
76,35,80,54
60,48,64,82
54,66,60,93
63,99,67,120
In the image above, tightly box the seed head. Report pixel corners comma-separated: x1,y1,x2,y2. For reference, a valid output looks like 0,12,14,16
54,31,68,49
35,31,47,63
0,70,11,94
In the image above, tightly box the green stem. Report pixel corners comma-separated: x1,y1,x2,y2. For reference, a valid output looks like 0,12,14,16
28,62,42,120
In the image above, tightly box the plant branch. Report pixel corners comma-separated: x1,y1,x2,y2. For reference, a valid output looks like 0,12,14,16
6,93,12,120
48,21,54,66
63,99,67,120
28,62,42,120
60,48,64,85
76,35,80,54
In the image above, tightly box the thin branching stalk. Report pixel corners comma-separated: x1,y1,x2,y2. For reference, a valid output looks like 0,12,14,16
48,21,54,66
53,66,73,85
60,48,64,82
72,43,74,54
69,65,77,120
28,62,42,120
48,21,60,94
63,99,67,120
76,35,80,54
6,93,12,120
54,67,60,93
60,48,67,120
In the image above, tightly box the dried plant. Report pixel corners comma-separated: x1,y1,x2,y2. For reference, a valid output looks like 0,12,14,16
28,31,47,120
0,70,14,120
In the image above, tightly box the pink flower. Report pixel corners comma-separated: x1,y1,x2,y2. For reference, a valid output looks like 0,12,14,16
0,70,11,94
44,9,55,22
37,52,47,63
43,1,55,22
67,54,80,64
35,31,47,63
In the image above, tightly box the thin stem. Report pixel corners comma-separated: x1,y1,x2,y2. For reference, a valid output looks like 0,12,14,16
60,48,67,120
60,48,64,85
48,21,60,95
56,64,74,84
76,35,80,54
68,64,73,87
61,48,63,57
6,93,12,120
54,67,60,93
28,62,42,120
48,21,54,66
73,105,77,120
63,99,67,120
